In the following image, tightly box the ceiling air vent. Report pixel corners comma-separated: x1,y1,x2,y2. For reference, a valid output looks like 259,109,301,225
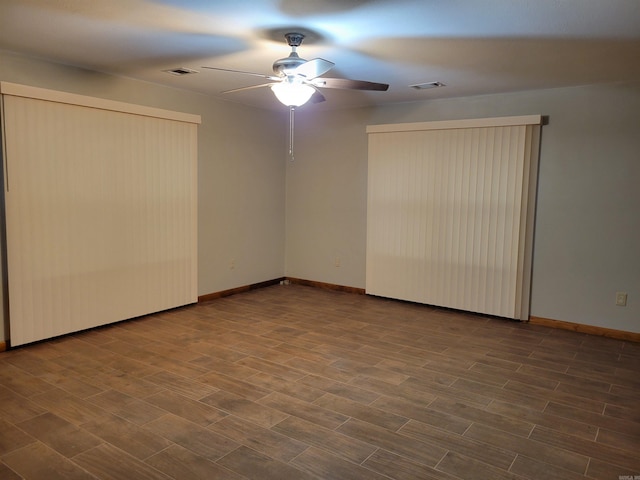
164,67,199,76
410,81,446,90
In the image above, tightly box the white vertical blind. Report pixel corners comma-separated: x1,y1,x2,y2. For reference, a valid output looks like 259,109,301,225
366,116,541,319
1,83,200,346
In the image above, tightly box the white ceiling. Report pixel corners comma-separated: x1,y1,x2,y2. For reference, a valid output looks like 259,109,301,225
1,0,640,111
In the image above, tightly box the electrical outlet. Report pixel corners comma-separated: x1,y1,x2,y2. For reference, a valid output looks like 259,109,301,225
229,259,236,270
334,257,341,267
615,292,627,307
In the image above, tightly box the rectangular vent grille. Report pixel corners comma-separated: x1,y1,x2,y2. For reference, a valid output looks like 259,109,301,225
164,67,199,76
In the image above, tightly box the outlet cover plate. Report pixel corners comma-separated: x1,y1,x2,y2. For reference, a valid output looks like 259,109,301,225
615,292,627,306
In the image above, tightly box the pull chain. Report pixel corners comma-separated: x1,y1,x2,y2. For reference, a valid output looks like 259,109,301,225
289,106,295,161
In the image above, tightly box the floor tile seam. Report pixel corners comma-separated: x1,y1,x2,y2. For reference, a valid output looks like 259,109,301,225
393,416,412,433
607,382,640,398
282,442,314,467
620,342,640,355
470,423,594,472
445,377,518,402
399,433,451,472
430,414,535,439
369,395,455,431
566,363,640,389
236,354,309,376
530,424,640,467
256,391,351,429
0,380,57,402
429,449,465,477
511,451,591,478
543,399,613,422
296,444,398,480
602,403,640,423
0,427,40,456
527,352,579,366
500,381,607,414
584,457,594,477
77,413,164,448
137,442,183,465
310,393,411,433
380,365,454,386
545,399,640,426
0,358,60,382
593,427,640,454
358,447,385,468
421,381,496,408
154,412,244,461
455,368,510,389
559,375,640,403
339,416,444,456
424,401,534,438
527,400,550,439
558,375,624,403
142,367,219,389
599,411,640,433
270,415,382,464
402,360,465,379
610,365,640,382
546,403,640,439
26,413,107,445
563,355,622,372
485,355,570,374
0,461,24,480
191,371,241,396
364,345,440,366
68,440,149,467
506,452,521,476
359,448,439,480
459,419,474,437
501,375,559,394
473,356,524,373
241,374,303,401
50,442,108,480
434,450,516,480
574,338,627,351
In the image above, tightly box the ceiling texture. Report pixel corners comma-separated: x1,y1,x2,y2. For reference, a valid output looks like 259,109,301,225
1,0,640,111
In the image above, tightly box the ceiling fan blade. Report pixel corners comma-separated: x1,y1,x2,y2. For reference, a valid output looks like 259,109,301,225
310,90,326,104
202,66,279,81
293,58,335,80
311,77,389,91
221,83,276,95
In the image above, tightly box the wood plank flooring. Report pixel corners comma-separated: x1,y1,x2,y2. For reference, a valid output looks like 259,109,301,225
1,284,639,479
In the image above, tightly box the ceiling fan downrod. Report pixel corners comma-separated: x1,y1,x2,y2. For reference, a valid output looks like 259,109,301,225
289,106,295,161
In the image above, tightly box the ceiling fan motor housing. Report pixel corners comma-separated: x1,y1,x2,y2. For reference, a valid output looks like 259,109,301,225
273,32,307,76
272,53,306,76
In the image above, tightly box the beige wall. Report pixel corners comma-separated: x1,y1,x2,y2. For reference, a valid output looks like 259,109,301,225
286,82,640,334
0,50,287,342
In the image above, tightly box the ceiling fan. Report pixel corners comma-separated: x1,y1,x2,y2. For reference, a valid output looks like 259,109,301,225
203,32,389,159
202,32,389,108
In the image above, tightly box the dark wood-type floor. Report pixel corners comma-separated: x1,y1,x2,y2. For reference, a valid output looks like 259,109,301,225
1,284,639,480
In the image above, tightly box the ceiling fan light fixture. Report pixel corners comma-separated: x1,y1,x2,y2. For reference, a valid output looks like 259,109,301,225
270,81,315,107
